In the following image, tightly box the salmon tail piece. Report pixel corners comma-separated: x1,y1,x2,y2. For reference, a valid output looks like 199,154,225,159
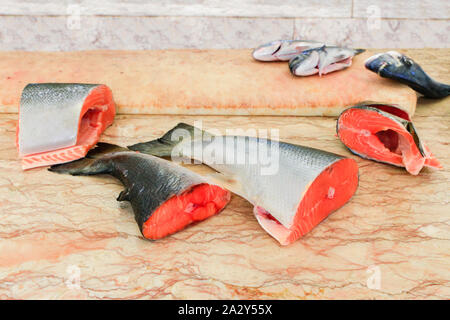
48,142,124,176
128,122,205,157
49,145,231,241
85,142,128,158
48,157,110,176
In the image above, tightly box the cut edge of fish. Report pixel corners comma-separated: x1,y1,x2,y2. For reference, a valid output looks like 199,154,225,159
336,102,441,175
252,157,359,246
340,104,425,156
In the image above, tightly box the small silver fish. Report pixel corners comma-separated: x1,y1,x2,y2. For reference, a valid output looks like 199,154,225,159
252,39,325,62
289,46,365,76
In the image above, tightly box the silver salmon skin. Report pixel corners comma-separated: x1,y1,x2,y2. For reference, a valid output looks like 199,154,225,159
17,83,116,170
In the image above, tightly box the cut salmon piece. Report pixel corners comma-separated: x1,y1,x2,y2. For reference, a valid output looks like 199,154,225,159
129,123,360,246
17,83,116,170
49,145,231,240
337,104,442,175
254,158,359,245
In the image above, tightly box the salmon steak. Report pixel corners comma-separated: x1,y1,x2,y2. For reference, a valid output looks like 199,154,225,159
129,123,359,245
49,143,231,240
0,50,417,116
17,83,116,170
337,103,442,175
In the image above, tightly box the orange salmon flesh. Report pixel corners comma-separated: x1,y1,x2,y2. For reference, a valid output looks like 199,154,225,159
255,158,359,245
142,184,231,240
337,107,441,175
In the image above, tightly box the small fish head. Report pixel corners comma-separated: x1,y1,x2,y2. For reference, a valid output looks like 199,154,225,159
289,50,320,76
252,40,284,61
326,47,357,62
364,51,408,77
365,51,448,98
317,47,357,75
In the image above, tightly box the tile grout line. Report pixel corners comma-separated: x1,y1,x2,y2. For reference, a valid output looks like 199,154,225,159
0,14,449,21
351,0,354,19
292,18,296,40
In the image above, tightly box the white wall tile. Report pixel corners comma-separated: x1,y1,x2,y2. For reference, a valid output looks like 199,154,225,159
0,0,352,18
353,0,450,19
0,1,448,51
0,16,295,51
294,18,450,48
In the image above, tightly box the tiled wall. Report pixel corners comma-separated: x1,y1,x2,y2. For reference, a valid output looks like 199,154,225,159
0,0,449,51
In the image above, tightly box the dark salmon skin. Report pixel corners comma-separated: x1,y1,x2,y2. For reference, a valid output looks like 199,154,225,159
49,143,230,240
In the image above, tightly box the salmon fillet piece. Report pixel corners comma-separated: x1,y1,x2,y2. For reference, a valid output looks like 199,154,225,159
17,84,116,170
254,158,359,245
337,104,441,175
0,50,417,116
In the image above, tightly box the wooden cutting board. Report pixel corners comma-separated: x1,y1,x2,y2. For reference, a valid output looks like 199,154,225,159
0,49,417,116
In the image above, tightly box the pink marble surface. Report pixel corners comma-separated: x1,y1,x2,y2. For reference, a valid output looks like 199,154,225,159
0,93,449,299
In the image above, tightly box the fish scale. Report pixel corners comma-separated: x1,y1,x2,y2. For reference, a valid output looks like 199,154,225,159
19,83,99,155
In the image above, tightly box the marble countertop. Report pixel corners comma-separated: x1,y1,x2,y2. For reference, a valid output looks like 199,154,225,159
0,49,449,299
